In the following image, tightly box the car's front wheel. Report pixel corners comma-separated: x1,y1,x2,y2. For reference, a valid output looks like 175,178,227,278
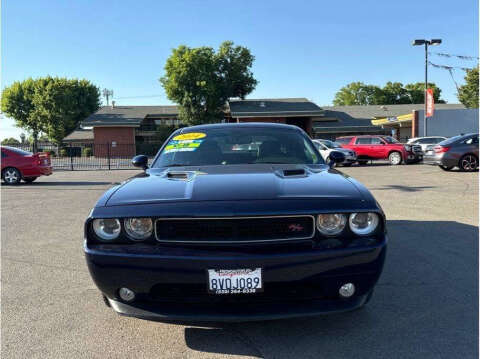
439,165,454,171
459,154,478,171
23,177,38,183
2,167,22,185
388,151,402,165
357,160,368,166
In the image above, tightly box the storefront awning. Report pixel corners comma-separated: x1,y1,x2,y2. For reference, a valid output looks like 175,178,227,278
371,113,413,126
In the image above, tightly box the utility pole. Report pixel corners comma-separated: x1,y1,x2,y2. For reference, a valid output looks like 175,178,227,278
412,39,442,137
102,88,114,106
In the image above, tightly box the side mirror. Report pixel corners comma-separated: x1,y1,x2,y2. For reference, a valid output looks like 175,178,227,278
328,151,345,168
132,155,148,170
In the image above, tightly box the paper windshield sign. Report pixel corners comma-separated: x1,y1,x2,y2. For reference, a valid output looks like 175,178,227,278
426,88,434,117
164,132,207,154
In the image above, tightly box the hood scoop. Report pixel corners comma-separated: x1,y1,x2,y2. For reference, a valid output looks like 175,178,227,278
276,168,309,178
162,170,195,181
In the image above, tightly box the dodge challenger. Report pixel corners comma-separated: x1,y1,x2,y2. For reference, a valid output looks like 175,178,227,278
84,123,387,322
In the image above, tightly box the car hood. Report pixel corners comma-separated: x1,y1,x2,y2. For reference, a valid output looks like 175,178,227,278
104,165,365,206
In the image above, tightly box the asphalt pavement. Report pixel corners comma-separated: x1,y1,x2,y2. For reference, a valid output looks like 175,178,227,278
1,163,478,358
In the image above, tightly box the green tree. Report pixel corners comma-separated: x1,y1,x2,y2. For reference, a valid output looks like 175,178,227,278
457,67,479,108
1,137,20,145
1,77,100,147
161,41,258,125
333,82,383,105
333,81,445,105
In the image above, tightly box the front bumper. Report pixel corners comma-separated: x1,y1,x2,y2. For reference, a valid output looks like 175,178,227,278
405,151,423,163
85,238,387,322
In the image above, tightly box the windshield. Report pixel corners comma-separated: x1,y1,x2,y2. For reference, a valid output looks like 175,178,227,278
382,136,400,144
153,127,323,167
320,140,341,149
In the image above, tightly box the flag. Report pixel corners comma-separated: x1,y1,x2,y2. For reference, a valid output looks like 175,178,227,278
426,88,434,117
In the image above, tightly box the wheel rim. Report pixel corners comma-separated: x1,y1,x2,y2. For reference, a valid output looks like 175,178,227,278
461,155,477,170
390,153,401,165
4,169,18,183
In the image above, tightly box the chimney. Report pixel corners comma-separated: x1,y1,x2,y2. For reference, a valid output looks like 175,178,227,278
111,100,116,108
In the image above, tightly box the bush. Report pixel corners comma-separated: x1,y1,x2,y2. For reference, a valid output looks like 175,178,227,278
59,149,68,157
46,150,56,157
82,147,93,157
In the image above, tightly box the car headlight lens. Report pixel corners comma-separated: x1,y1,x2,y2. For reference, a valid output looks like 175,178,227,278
124,218,153,240
92,218,121,240
404,145,412,151
349,213,379,235
316,214,347,236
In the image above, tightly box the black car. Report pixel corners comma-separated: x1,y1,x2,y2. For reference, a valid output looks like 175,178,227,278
84,123,387,322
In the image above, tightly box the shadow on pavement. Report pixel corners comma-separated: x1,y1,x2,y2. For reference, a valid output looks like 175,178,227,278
183,220,478,359
19,181,115,186
370,185,436,192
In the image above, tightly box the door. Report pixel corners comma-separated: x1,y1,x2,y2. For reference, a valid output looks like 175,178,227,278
370,137,388,158
353,137,372,158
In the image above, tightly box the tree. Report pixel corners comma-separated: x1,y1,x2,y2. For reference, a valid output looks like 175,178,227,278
332,81,445,105
1,77,100,147
333,82,383,105
404,82,445,104
161,41,258,125
457,67,479,108
1,137,20,145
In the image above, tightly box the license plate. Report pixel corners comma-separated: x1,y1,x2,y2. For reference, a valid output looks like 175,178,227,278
207,268,263,294
426,151,433,155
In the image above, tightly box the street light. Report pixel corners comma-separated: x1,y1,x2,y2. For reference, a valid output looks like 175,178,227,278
412,38,442,136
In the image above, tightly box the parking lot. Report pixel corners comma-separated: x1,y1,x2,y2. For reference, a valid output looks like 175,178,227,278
2,163,478,359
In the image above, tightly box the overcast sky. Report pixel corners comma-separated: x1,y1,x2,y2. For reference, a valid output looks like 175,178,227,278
1,0,478,140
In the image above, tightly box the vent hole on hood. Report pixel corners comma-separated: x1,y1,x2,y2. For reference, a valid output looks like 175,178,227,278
283,169,306,176
166,172,189,180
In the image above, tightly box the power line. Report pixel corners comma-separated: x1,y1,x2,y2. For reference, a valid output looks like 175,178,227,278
428,52,479,61
428,61,474,72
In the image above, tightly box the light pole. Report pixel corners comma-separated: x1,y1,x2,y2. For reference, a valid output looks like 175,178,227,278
412,39,442,137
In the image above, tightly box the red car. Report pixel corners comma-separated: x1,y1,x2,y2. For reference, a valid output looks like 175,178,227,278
1,146,52,184
336,135,423,165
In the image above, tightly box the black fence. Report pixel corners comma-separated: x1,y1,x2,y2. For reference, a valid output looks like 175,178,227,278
5,142,164,170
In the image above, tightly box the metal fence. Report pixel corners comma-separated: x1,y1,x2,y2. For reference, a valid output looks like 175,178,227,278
5,142,163,170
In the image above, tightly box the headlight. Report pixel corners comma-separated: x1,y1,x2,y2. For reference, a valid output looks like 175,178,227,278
349,213,379,236
92,218,121,240
316,214,347,236
404,145,412,151
124,218,153,240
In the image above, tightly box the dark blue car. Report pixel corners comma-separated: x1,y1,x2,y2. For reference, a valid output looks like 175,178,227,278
84,123,387,322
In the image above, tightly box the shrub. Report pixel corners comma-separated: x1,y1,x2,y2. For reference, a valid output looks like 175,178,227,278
59,149,68,157
82,147,93,157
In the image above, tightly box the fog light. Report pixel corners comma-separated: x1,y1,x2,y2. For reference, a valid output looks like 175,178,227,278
339,283,355,298
119,287,135,302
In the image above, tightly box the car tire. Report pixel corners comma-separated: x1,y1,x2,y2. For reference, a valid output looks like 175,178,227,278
459,154,478,172
2,167,22,185
342,163,352,167
357,160,368,166
102,294,111,307
439,165,454,171
388,151,402,165
23,177,38,183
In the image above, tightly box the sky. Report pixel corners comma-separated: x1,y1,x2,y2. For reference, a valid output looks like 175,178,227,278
1,0,478,140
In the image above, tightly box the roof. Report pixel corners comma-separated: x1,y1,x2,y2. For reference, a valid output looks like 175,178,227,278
63,129,94,142
82,106,179,127
322,103,465,120
229,98,324,118
180,122,304,132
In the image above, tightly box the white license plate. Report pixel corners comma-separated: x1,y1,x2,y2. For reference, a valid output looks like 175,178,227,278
207,268,263,294
426,151,433,155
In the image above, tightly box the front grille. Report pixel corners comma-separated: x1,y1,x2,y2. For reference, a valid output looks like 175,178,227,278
412,145,422,153
155,216,315,243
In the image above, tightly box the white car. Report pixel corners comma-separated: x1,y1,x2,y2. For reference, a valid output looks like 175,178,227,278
407,136,447,152
312,139,357,166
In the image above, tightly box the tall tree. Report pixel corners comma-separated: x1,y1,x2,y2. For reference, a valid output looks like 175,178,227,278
333,82,383,106
1,137,20,145
161,41,257,125
1,77,100,147
333,81,445,105
457,67,479,108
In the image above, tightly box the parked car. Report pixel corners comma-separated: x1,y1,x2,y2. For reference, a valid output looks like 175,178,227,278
312,139,357,166
336,135,423,165
423,133,478,171
407,136,447,152
1,146,52,184
84,123,387,322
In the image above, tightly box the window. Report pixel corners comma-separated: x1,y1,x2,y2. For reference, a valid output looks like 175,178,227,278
382,136,400,144
355,137,372,145
464,136,479,145
3,147,32,156
335,137,352,145
153,127,324,167
371,137,384,145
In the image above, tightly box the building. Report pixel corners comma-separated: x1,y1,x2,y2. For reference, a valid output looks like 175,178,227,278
71,100,472,156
